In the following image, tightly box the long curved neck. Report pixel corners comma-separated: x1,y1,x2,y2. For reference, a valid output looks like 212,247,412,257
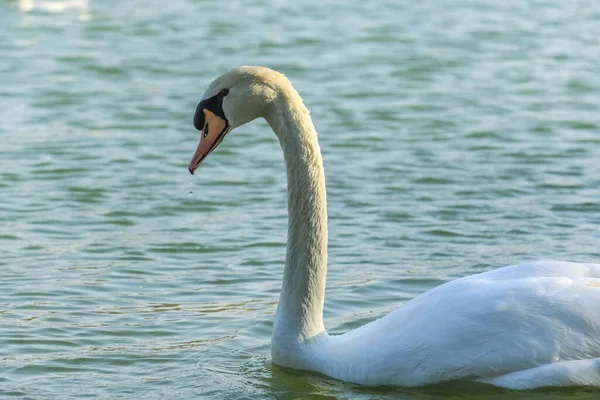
265,87,328,343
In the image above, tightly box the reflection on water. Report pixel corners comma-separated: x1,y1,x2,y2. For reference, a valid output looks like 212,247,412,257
18,0,89,19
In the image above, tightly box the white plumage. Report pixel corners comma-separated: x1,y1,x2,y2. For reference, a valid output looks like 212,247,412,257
316,261,600,388
189,66,600,389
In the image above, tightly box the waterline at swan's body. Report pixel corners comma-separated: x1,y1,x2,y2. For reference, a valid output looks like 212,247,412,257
272,260,600,389
188,66,600,389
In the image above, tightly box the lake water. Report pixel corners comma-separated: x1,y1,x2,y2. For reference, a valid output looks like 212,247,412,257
2,0,600,398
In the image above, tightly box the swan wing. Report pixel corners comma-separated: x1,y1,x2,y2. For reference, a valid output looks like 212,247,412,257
326,261,600,387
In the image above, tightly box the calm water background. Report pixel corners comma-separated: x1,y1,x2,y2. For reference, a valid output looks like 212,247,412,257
2,0,600,398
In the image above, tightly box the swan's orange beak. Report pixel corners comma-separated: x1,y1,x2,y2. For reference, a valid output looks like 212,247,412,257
188,109,229,175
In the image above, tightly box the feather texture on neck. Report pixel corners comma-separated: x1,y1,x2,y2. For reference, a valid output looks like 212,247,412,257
264,84,328,350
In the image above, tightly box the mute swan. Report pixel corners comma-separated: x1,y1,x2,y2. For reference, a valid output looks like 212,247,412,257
187,66,600,390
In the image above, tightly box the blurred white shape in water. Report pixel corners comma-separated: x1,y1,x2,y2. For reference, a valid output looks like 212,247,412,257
18,0,90,20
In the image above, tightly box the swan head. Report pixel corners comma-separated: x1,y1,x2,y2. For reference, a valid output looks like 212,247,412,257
188,66,287,174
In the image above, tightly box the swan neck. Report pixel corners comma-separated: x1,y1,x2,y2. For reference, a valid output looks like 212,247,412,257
265,89,328,342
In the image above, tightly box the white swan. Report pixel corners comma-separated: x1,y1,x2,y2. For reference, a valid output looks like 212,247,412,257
187,66,600,390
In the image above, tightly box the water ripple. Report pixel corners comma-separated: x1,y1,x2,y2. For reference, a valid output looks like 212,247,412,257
2,0,600,398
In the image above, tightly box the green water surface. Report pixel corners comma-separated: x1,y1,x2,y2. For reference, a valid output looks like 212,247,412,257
1,0,600,398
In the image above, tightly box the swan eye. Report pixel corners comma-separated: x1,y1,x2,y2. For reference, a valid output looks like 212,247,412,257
203,123,209,137
220,88,229,97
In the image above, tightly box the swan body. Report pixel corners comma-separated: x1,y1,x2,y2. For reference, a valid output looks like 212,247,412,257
284,261,600,389
188,66,600,389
